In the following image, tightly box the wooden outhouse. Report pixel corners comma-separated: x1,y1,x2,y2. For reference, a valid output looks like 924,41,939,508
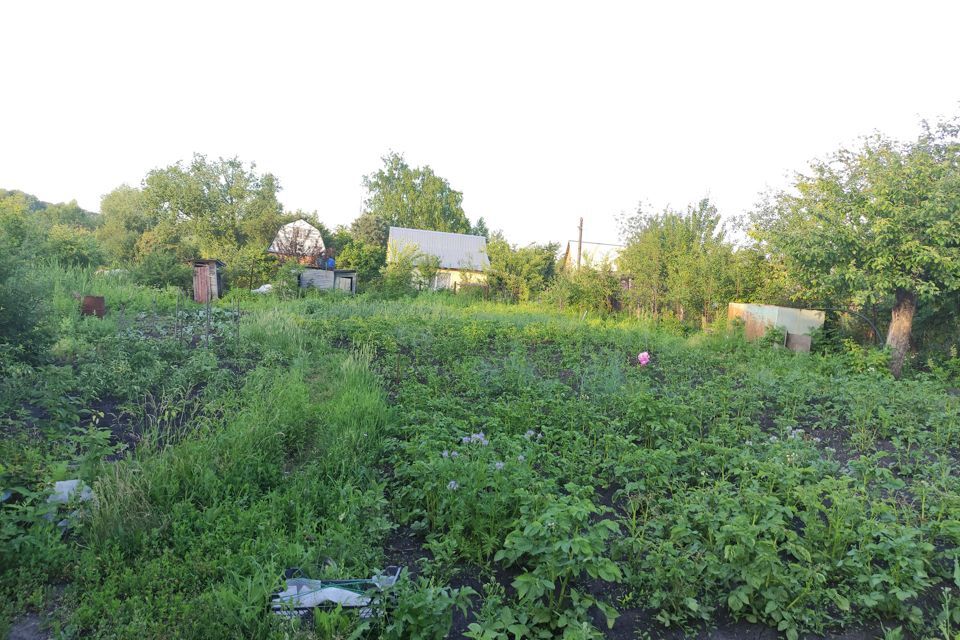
193,259,225,303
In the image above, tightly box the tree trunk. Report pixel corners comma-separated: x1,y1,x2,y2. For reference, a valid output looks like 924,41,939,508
886,288,916,379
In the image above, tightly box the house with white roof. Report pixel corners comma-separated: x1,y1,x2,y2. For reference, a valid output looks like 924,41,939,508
387,226,489,290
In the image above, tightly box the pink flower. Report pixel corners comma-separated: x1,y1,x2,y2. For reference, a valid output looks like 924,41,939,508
638,351,651,366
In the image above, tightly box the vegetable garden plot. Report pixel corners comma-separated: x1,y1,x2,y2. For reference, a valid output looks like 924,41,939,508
320,297,960,639
3,293,960,639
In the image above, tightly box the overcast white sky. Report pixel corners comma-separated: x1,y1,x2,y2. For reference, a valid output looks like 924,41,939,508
2,1,958,246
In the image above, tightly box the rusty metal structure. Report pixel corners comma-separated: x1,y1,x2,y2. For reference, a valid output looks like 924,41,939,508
80,295,106,317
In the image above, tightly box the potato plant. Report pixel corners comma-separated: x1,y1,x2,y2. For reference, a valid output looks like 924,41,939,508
2,273,960,639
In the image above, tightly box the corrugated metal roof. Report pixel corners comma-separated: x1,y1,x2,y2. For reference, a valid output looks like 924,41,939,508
387,227,490,270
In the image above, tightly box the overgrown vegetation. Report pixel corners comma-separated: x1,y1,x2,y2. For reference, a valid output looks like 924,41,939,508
2,268,959,638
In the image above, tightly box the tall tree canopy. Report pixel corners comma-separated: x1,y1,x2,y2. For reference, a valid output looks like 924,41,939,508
97,185,154,264
754,119,960,376
618,198,735,322
349,210,390,247
140,154,285,259
361,152,471,238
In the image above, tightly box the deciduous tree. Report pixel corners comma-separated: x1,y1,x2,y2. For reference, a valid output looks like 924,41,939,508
141,154,284,258
755,119,960,376
486,233,559,301
98,185,154,264
361,152,471,236
618,199,735,323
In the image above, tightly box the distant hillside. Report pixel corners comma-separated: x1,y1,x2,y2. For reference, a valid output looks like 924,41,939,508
0,188,99,229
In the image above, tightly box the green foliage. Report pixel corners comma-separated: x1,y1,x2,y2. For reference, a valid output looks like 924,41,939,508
414,254,441,291
370,577,475,640
326,224,354,253
486,233,558,301
377,243,420,298
0,190,42,248
470,216,490,239
97,185,154,264
270,263,305,300
338,240,387,290
350,210,390,247
545,264,621,314
0,241,52,363
755,120,960,308
840,338,892,374
2,286,959,637
753,118,960,372
5,121,960,638
361,151,471,238
134,218,199,262
225,244,279,290
926,344,960,385
140,154,285,259
53,346,388,639
46,224,105,267
0,189,98,232
618,198,736,324
0,190,101,274
132,250,192,290
491,487,621,636
756,325,786,348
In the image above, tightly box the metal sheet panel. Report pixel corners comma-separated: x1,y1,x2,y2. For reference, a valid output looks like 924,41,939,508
785,333,813,352
300,268,335,290
387,227,489,270
728,303,825,347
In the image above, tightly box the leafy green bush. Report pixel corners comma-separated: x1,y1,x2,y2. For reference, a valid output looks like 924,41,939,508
46,224,105,267
840,338,892,374
0,241,52,363
926,344,960,385
368,576,474,640
485,234,558,302
393,429,537,564
269,262,304,300
337,240,386,292
133,250,192,290
482,487,620,637
225,245,279,290
376,244,419,298
544,266,621,314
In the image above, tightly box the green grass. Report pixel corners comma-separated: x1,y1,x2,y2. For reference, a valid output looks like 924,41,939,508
2,275,960,639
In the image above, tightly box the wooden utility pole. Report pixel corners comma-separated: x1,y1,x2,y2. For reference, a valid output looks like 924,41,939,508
577,217,584,269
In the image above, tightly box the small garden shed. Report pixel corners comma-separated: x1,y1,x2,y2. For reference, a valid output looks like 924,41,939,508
193,259,225,303
299,267,357,294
